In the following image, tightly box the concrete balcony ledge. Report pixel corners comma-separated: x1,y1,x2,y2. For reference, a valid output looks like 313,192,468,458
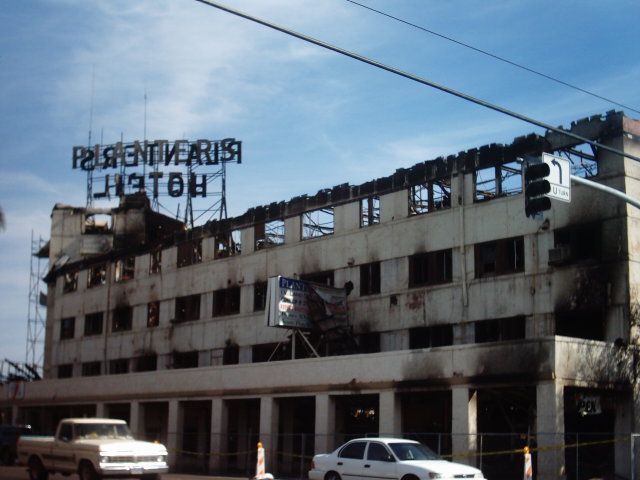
3,336,634,406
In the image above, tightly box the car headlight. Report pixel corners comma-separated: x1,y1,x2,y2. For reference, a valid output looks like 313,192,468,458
474,474,484,479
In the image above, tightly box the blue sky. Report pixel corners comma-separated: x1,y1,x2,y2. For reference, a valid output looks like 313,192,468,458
0,0,638,368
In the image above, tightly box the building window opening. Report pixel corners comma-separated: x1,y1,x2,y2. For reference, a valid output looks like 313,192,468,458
474,167,497,201
255,219,284,250
109,358,129,375
499,161,523,196
177,238,202,268
63,271,78,293
57,364,73,378
302,207,334,240
174,294,201,323
408,249,453,287
147,301,160,327
360,261,381,296
360,196,380,227
84,213,112,234
171,350,199,369
84,312,104,336
134,353,157,372
551,222,601,266
358,332,381,353
115,255,135,282
60,317,75,340
409,180,451,215
475,236,524,278
81,361,101,377
213,286,241,317
215,230,241,259
475,316,525,343
474,162,523,202
300,270,334,287
252,343,284,363
555,310,604,341
409,325,454,348
112,306,133,332
149,248,162,274
253,282,267,311
223,341,239,365
88,262,107,288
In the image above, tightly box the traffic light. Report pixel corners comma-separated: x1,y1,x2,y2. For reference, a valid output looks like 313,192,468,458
524,159,551,217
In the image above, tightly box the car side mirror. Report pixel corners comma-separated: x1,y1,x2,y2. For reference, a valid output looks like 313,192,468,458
384,455,395,462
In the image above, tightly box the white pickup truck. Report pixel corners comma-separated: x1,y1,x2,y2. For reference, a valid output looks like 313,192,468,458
17,417,169,480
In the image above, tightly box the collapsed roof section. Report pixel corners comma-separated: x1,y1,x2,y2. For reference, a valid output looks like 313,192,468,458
44,110,638,281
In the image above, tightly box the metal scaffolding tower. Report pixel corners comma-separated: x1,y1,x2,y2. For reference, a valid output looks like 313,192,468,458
25,231,47,379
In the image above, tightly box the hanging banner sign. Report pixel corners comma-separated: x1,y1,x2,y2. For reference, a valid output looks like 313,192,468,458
265,276,348,331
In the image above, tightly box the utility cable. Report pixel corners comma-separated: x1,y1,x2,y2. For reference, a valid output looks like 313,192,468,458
193,0,640,163
345,0,640,116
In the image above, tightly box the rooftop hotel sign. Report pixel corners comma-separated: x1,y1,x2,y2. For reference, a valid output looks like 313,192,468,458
72,138,241,199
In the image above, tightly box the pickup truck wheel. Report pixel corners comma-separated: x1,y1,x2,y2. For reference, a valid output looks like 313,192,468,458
141,475,160,480
79,460,101,480
28,457,48,480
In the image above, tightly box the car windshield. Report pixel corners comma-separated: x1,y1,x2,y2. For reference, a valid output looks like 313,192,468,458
74,423,133,440
388,442,441,461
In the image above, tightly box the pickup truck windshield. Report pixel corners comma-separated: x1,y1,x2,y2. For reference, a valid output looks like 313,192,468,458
73,423,133,440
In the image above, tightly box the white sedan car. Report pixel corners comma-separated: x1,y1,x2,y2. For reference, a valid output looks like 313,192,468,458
309,438,487,480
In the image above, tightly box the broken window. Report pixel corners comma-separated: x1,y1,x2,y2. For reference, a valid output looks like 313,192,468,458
147,301,160,327
409,325,454,348
475,316,526,343
177,239,202,268
149,248,162,274
81,361,101,377
60,317,75,340
360,196,380,227
213,286,241,317
214,230,241,259
475,236,524,278
57,364,73,378
474,162,522,202
109,358,129,375
252,343,284,363
358,332,381,353
408,180,452,215
84,312,104,336
223,341,239,365
253,282,267,311
555,310,604,341
302,207,334,240
112,306,133,332
84,213,112,234
174,294,200,323
171,351,199,369
360,261,381,296
63,271,78,293
550,222,601,266
114,255,135,282
134,353,157,372
87,262,107,288
300,270,334,287
255,219,285,250
408,249,453,287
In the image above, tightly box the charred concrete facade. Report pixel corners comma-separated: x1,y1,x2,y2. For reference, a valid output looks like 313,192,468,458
2,111,640,480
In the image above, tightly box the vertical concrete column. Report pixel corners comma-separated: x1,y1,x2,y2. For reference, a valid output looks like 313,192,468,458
378,391,401,436
167,399,180,466
315,393,335,454
451,387,477,467
95,402,105,418
535,382,565,480
209,398,226,474
129,401,140,437
259,396,278,476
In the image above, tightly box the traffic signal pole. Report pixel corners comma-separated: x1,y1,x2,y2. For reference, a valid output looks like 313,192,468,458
571,175,640,211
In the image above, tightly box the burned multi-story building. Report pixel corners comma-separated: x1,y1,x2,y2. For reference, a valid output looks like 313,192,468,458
2,111,639,480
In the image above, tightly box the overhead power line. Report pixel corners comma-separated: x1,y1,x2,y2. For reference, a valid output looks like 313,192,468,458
193,0,640,164
345,0,640,116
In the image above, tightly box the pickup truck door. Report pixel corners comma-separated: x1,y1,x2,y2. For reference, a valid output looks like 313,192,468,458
52,423,77,473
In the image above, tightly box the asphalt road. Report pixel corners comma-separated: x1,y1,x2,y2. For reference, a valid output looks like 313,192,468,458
0,465,238,480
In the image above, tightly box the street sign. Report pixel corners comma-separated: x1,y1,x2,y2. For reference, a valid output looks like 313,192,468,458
542,153,571,202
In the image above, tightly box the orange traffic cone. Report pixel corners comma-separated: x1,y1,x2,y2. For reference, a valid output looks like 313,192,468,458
523,446,533,480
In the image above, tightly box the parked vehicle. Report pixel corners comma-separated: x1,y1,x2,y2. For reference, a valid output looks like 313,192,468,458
17,417,168,480
309,437,487,480
0,424,32,465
